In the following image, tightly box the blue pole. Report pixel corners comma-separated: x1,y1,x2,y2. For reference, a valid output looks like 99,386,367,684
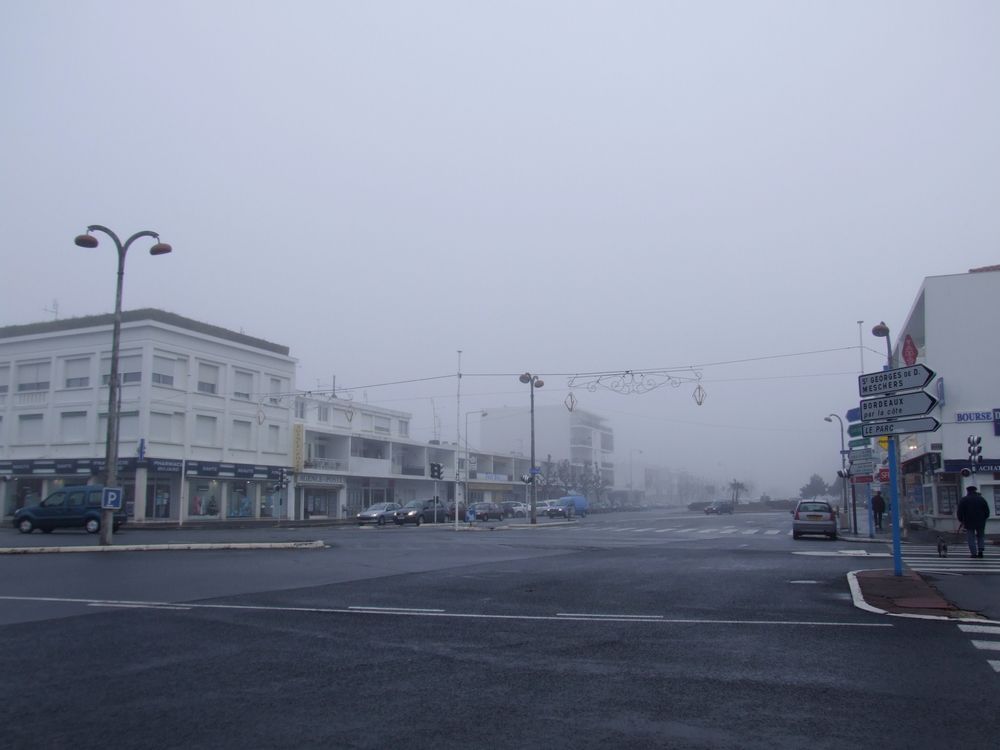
888,434,902,575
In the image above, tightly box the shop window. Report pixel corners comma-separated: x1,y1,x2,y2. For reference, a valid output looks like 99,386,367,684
145,480,173,519
188,481,219,517
938,485,958,515
228,481,254,517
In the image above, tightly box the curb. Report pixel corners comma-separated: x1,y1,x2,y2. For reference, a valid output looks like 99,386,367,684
846,569,1000,624
0,540,326,555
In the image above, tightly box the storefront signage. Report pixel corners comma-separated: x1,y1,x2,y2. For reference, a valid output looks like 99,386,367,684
0,458,135,476
956,411,995,422
145,458,183,475
186,461,284,480
944,459,1000,474
298,473,345,485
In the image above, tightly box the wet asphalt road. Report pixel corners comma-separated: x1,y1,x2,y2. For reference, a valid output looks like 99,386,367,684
1,511,995,749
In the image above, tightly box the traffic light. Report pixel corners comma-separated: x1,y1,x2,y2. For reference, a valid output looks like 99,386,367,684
968,435,983,474
278,468,289,489
430,462,443,480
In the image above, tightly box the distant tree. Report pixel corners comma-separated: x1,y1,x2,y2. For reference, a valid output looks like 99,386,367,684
799,474,829,499
579,462,611,505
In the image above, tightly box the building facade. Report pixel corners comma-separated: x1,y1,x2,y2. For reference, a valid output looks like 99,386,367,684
1,309,535,525
889,266,999,531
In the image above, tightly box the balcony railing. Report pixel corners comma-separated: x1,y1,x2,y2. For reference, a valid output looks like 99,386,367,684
303,457,348,471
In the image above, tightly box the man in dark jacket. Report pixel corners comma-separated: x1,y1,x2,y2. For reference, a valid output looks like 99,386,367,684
871,491,886,531
957,486,991,558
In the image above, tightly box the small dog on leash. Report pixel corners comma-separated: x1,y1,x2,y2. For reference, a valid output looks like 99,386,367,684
937,536,948,557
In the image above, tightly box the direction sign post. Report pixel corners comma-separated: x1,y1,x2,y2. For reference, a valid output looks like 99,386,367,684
860,391,938,422
858,364,935,397
860,417,941,437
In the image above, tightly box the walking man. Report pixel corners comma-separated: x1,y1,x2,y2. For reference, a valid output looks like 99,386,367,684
871,491,886,532
957,485,990,558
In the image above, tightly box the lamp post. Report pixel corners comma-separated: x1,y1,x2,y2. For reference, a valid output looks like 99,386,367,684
824,414,850,532
519,372,544,524
462,409,487,529
75,225,172,545
872,321,903,576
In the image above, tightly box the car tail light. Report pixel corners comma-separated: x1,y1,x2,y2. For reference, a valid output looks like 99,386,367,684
793,510,800,520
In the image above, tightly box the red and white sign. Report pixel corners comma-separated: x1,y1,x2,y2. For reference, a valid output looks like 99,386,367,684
877,467,890,483
851,475,873,484
902,335,918,366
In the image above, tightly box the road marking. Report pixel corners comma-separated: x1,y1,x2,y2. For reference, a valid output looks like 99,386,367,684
557,612,663,620
789,580,820,584
89,602,192,610
696,528,715,534
740,529,760,535
654,528,678,533
764,530,781,535
677,528,699,533
971,640,1000,651
0,595,891,628
958,624,1000,635
348,606,445,613
990,660,1000,673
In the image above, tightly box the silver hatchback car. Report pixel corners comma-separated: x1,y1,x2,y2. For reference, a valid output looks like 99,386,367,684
791,500,837,540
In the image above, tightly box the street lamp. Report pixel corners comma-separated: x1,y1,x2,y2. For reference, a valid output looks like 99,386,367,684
76,225,172,545
519,372,544,524
462,409,487,529
872,321,903,576
824,414,850,531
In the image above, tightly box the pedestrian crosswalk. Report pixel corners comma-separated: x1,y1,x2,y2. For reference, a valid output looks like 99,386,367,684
957,624,1000,674
899,545,1000,574
570,524,791,537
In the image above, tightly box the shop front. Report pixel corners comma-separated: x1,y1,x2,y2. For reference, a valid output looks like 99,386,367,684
297,472,345,519
185,461,288,522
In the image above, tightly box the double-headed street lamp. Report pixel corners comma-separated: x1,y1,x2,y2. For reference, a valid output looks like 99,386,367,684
824,414,850,531
519,372,544,524
75,225,172,545
872,321,903,576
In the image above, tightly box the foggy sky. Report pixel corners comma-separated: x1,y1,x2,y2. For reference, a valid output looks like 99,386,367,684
2,1,998,497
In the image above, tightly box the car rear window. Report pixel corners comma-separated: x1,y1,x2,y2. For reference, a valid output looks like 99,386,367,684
798,502,831,512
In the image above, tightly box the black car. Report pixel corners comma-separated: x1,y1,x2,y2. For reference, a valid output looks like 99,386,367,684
704,503,733,515
13,485,126,534
393,499,449,525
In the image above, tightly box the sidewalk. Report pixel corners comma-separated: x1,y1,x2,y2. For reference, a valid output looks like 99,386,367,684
844,525,1000,622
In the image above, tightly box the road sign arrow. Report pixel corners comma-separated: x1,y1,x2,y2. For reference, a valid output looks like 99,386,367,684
858,364,935,397
860,391,938,422
860,417,941,437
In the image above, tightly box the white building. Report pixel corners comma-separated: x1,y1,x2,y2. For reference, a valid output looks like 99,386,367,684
1,309,535,524
889,265,999,531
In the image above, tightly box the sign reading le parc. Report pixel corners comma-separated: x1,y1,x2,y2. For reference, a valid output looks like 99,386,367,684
858,364,935,397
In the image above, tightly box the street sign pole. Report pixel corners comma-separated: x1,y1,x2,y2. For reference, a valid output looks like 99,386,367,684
888,434,902,575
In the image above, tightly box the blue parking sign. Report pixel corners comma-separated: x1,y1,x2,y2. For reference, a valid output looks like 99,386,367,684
101,487,123,510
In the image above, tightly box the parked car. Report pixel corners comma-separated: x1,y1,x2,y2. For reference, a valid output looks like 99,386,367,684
546,498,577,519
356,502,401,526
501,501,528,518
470,502,504,521
704,502,733,515
534,500,558,517
444,502,467,522
394,499,449,526
13,485,126,534
791,500,837,540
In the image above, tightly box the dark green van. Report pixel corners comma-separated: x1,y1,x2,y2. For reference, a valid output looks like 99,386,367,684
12,486,126,534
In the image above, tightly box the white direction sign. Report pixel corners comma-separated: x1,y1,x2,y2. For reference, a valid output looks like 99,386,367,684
849,448,873,461
860,391,937,422
861,417,941,437
851,461,875,475
858,364,935,397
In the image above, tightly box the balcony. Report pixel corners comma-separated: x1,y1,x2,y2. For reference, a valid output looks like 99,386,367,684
303,457,348,472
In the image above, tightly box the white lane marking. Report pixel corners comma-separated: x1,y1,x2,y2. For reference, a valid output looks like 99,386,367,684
789,580,820,585
0,595,891,628
557,612,663,620
764,530,781,535
676,528,699,533
611,527,641,532
989,660,1000,673
971,640,1000,651
718,529,739,534
348,606,445,613
89,602,192,610
696,529,715,534
654,528,677,533
958,624,1000,635
740,529,760,535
